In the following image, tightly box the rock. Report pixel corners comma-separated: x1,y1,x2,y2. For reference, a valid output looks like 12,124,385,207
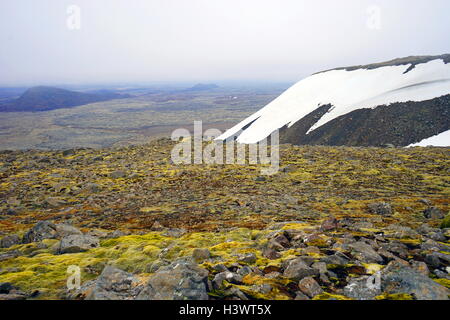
0,234,21,248
423,207,445,219
367,202,392,216
255,176,266,182
162,228,186,238
424,252,450,269
54,224,82,238
343,275,382,300
320,252,350,266
0,282,13,294
150,221,165,231
105,230,128,238
0,250,21,262
349,241,383,263
85,266,142,300
212,264,229,273
283,258,319,281
84,183,101,193
320,216,339,231
381,261,449,300
58,235,99,254
213,271,243,288
267,232,290,250
110,170,126,179
137,261,209,300
410,261,429,276
238,253,257,265
192,248,211,263
380,241,409,259
298,277,323,298
294,291,310,300
23,221,58,243
237,266,253,276
62,149,76,156
262,247,281,260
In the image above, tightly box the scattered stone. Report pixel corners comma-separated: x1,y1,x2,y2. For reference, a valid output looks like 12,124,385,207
381,261,449,300
137,261,209,300
367,202,392,216
85,266,142,300
110,170,126,179
192,248,211,263
150,221,165,231
349,241,383,263
298,277,323,298
58,235,99,254
0,234,21,248
283,258,319,281
23,221,58,243
213,271,243,288
238,253,257,265
410,261,429,276
262,247,281,260
423,207,445,219
162,228,186,238
320,216,339,231
255,176,266,182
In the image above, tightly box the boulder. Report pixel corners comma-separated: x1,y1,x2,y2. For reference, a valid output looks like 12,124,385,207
298,277,323,298
349,241,383,264
367,202,392,216
381,261,449,300
0,234,21,248
22,221,82,243
423,207,445,219
192,248,211,263
22,221,58,243
283,258,319,281
85,266,142,300
58,235,99,254
137,261,209,300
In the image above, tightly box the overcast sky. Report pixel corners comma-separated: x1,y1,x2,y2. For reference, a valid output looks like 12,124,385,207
0,0,449,86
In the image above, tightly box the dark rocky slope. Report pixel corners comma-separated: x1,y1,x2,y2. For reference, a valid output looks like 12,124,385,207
280,94,450,147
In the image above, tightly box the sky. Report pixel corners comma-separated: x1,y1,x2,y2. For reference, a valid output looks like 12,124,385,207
0,0,449,86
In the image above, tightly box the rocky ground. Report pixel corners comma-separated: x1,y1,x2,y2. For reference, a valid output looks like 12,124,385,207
0,139,449,300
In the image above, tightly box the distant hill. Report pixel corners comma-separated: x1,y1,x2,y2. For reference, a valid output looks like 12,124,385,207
0,86,130,112
185,83,219,91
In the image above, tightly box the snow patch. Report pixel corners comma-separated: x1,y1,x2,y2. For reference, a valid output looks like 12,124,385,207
407,130,450,147
217,59,450,144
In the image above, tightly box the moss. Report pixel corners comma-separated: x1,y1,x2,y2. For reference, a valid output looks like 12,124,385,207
440,214,450,229
375,293,414,300
313,292,353,300
433,278,450,289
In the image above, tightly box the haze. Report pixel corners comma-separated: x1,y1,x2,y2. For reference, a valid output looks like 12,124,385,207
1,0,449,86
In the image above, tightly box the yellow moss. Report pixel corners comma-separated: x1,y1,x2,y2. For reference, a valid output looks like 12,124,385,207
433,278,450,289
363,263,384,275
375,293,414,300
313,292,353,300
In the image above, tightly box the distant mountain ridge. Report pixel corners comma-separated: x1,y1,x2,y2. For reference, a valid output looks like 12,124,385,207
217,54,450,147
0,86,130,112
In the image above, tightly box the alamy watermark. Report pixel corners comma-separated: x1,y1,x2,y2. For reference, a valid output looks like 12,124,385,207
366,5,381,30
66,5,81,30
66,265,81,291
171,121,279,175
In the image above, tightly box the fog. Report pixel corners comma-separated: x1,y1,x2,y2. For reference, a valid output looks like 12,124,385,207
1,0,449,86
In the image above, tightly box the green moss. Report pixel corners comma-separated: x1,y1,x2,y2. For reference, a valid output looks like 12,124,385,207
440,214,450,229
375,293,414,300
313,292,353,300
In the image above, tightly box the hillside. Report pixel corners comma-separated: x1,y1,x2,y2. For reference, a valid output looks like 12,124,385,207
0,139,449,300
0,86,130,112
217,54,450,147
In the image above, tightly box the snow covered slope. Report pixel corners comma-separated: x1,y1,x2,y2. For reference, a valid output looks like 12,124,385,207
407,130,450,147
217,55,450,145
